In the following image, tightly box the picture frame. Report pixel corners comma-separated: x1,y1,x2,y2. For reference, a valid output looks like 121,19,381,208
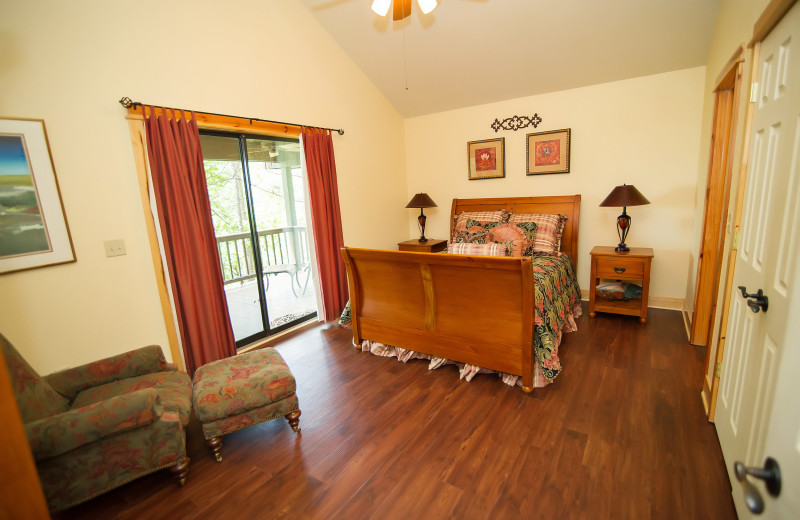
526,128,571,175
467,137,505,180
0,118,75,274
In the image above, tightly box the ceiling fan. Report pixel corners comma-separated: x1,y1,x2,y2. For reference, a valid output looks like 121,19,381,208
371,0,438,20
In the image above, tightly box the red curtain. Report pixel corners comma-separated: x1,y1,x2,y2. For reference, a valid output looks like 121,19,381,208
143,107,236,375
302,127,348,321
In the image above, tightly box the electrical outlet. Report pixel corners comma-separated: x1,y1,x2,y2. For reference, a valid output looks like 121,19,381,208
104,239,127,257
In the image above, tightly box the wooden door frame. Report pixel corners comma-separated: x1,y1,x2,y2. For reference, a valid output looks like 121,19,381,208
703,47,759,421
701,0,798,421
125,108,302,369
690,47,744,353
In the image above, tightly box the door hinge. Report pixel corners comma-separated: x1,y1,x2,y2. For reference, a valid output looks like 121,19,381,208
750,82,759,103
732,230,739,250
715,362,722,378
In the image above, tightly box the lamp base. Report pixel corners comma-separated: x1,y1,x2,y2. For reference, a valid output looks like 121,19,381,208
418,211,428,243
418,237,428,242
615,210,631,253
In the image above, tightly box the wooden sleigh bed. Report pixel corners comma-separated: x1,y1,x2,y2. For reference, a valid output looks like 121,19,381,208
340,195,581,392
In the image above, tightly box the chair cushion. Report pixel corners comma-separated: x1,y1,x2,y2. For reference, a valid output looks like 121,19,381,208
71,371,192,426
0,333,70,423
193,349,296,423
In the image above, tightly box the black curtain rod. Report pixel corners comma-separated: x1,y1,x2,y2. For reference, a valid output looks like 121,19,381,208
119,97,344,135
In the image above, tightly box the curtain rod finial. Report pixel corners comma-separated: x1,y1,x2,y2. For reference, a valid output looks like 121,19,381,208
119,97,141,109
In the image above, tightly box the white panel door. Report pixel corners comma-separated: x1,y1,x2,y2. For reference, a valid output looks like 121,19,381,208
715,3,800,518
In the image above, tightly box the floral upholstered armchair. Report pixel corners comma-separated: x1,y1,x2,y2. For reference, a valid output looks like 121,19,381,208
0,333,192,512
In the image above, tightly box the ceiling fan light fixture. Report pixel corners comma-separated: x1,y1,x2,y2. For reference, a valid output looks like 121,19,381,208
417,0,437,14
371,0,391,16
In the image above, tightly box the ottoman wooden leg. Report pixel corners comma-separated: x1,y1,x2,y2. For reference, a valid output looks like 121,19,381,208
206,436,223,463
286,410,301,432
170,457,190,486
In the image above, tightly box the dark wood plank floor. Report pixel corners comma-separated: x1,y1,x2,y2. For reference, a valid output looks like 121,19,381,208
55,304,736,520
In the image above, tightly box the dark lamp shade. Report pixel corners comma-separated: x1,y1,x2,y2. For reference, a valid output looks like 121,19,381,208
405,193,437,208
599,184,650,208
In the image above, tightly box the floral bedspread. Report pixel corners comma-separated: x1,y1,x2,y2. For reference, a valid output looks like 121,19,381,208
530,253,581,381
339,253,581,386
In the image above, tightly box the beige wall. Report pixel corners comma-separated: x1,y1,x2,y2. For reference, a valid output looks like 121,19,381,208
0,0,407,374
684,0,770,389
405,67,707,301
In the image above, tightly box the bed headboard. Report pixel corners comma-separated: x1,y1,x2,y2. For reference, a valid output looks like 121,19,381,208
450,195,581,270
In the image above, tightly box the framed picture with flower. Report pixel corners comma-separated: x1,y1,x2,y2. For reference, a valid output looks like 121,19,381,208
467,137,505,180
526,128,571,175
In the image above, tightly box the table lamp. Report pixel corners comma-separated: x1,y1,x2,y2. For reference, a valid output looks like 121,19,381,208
405,193,437,242
599,184,650,252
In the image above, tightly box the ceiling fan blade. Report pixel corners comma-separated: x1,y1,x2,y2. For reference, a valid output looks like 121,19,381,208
392,0,412,20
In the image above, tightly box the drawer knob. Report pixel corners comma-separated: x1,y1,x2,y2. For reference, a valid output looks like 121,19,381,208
613,267,626,274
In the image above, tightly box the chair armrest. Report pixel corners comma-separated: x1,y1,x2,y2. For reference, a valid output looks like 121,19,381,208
45,345,170,400
25,388,163,461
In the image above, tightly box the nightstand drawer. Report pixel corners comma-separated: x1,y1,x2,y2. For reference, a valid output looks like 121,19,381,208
596,257,644,280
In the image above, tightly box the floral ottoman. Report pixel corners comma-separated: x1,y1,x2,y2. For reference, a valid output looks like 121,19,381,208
192,348,301,462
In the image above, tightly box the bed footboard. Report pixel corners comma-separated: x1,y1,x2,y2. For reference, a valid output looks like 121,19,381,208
340,247,536,391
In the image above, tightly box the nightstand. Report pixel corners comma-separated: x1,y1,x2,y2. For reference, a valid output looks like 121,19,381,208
589,246,654,324
397,238,447,253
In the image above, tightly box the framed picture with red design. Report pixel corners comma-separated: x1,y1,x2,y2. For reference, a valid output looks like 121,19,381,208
526,128,571,175
467,137,505,180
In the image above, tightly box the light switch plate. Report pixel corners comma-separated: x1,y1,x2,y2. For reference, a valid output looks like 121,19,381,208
104,239,127,257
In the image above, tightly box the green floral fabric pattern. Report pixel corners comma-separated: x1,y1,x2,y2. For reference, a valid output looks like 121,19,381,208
452,218,505,245
339,301,352,328
70,371,192,426
37,415,186,512
485,221,538,256
532,253,582,381
192,348,298,438
45,345,170,401
25,389,162,461
199,394,299,439
0,334,70,423
0,335,191,512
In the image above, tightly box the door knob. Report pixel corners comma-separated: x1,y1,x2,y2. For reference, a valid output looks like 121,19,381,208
734,457,782,514
737,286,769,313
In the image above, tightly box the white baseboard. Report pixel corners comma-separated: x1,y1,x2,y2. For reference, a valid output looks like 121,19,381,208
682,303,692,341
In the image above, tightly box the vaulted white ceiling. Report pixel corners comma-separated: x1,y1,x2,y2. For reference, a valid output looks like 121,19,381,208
298,0,721,117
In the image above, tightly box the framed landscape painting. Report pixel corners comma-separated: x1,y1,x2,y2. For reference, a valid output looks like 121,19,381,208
467,137,505,180
526,128,571,175
0,118,74,274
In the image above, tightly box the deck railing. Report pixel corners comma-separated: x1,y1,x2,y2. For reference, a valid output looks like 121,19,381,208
216,226,309,286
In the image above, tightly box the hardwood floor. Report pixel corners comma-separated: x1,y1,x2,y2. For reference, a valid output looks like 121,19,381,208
55,304,736,519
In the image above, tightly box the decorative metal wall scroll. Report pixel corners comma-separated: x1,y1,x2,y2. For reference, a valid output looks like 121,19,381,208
490,114,542,132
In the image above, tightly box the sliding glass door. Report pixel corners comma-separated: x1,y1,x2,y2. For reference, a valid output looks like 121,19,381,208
199,131,316,348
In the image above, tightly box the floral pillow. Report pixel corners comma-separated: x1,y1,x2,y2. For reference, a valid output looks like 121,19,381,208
507,213,567,253
447,242,508,256
484,221,538,257
452,210,508,244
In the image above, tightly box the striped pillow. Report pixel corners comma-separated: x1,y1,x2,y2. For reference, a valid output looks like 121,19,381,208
447,242,508,256
508,213,567,253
